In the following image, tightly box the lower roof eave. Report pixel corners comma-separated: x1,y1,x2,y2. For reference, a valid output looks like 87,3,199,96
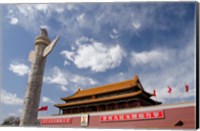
55,90,143,108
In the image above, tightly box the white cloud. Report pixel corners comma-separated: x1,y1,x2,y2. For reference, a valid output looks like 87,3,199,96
134,41,195,103
6,4,52,33
76,13,85,24
131,50,169,67
110,34,119,39
132,21,141,29
7,9,19,25
1,89,23,106
154,84,195,103
105,34,195,104
42,96,54,103
17,4,48,16
110,28,119,39
6,3,187,41
141,67,195,104
44,67,68,86
44,67,98,91
71,75,97,86
64,60,70,66
112,28,118,34
35,4,48,13
61,38,126,72
9,17,19,25
5,4,148,38
60,50,75,61
66,4,75,11
17,5,29,16
60,86,68,91
55,7,64,13
9,63,29,76
75,36,92,45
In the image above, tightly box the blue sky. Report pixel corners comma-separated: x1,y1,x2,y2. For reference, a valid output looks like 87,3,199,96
0,2,197,123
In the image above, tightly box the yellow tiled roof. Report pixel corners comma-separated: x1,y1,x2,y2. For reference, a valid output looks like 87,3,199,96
55,75,155,108
61,75,142,101
55,90,143,108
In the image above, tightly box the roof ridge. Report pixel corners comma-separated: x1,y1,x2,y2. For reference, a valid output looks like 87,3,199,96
62,75,140,101
80,75,139,92
61,88,81,100
80,78,136,92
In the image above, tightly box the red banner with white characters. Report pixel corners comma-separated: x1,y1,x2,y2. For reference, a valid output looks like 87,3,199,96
39,118,72,124
100,110,164,122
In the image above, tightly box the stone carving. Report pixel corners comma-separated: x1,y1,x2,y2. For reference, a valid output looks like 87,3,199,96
43,36,59,57
20,28,59,126
40,27,48,37
28,50,35,63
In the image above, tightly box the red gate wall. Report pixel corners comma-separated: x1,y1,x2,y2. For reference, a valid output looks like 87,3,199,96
38,103,196,129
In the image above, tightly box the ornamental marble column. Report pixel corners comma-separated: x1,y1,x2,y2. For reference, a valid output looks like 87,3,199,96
20,28,59,126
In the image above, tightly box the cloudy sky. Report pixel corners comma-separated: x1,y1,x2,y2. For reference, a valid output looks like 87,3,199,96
0,2,197,123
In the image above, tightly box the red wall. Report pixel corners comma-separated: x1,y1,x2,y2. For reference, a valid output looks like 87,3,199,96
39,105,196,129
89,106,195,129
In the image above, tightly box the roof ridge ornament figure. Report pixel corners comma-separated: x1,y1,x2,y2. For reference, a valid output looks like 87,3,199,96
20,28,59,126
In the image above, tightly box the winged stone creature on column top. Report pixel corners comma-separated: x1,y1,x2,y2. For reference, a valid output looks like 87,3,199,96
40,27,48,37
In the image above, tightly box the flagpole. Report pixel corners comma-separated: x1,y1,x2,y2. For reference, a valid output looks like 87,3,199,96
167,85,172,105
167,86,169,105
45,109,47,117
153,89,157,105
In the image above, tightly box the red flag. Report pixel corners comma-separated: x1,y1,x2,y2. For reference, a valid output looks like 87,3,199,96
153,89,156,96
185,83,189,92
38,106,48,111
168,86,172,94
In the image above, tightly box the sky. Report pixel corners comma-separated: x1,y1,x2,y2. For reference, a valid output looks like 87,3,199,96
0,2,197,123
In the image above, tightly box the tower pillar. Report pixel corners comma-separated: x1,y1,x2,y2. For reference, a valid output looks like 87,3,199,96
20,28,59,126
